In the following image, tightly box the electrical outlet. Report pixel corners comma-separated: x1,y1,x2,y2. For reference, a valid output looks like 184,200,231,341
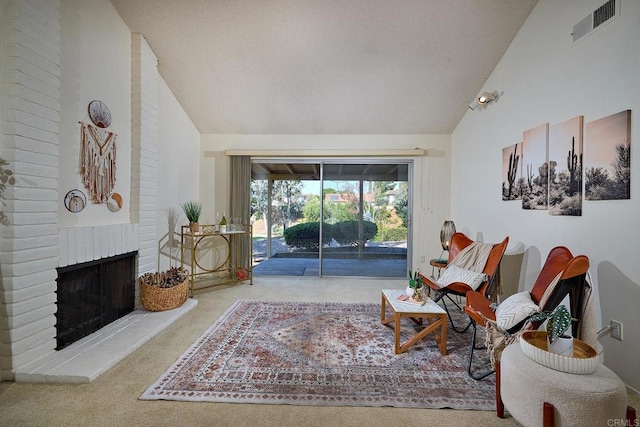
420,256,426,263
611,320,623,341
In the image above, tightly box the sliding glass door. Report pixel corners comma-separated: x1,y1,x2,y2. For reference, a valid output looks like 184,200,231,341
320,162,409,277
250,159,411,278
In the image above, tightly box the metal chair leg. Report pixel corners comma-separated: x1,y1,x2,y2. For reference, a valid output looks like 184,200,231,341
467,321,495,380
440,296,472,333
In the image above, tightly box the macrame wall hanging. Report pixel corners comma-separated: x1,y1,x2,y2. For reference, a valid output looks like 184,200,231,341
79,100,117,204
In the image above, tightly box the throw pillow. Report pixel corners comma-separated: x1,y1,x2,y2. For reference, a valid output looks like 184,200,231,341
436,264,488,290
495,291,541,332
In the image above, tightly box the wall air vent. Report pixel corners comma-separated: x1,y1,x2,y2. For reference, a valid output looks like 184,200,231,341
572,0,620,45
593,0,617,29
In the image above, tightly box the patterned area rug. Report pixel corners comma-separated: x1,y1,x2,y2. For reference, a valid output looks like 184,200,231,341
140,300,494,409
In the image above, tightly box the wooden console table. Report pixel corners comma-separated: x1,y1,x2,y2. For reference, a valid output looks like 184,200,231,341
180,224,253,295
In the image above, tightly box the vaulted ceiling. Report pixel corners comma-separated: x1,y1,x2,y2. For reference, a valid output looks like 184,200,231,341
110,0,538,135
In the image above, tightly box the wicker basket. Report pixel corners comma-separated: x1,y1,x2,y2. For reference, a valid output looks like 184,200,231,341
139,274,189,312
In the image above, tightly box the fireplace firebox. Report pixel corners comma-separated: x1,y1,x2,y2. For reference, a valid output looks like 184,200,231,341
55,251,138,350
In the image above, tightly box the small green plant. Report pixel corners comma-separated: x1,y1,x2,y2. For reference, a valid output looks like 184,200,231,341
180,201,202,223
528,304,575,344
408,269,421,288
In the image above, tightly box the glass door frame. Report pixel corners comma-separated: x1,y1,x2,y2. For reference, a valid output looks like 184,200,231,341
318,159,413,277
251,157,414,278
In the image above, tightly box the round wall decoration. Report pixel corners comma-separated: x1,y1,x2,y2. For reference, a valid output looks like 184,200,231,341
107,192,123,212
88,100,112,128
64,189,87,213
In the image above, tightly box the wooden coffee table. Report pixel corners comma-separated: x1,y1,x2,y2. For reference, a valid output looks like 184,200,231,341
381,289,447,355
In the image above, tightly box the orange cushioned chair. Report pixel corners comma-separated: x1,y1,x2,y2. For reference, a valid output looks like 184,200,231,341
464,246,590,416
419,233,509,333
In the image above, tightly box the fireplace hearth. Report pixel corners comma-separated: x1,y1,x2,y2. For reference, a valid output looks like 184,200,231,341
56,251,138,350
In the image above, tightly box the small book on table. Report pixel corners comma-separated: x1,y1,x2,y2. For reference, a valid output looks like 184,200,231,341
396,294,426,306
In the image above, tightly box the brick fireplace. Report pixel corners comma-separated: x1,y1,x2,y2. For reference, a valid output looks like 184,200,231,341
0,0,161,381
56,251,138,350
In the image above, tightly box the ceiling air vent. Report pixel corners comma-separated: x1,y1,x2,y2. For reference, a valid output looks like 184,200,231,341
572,0,620,45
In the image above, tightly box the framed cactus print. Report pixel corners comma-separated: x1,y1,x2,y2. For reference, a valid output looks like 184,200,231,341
521,123,549,210
584,110,631,200
548,116,584,216
502,142,523,200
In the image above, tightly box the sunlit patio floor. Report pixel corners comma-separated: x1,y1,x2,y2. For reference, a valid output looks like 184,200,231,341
252,256,407,277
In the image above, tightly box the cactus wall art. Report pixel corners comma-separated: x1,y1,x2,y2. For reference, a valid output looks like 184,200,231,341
503,110,631,215
584,110,631,201
520,123,549,210
549,116,583,216
502,142,523,200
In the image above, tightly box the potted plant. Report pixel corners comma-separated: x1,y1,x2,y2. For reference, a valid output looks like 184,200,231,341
528,304,576,356
181,201,202,233
406,269,422,298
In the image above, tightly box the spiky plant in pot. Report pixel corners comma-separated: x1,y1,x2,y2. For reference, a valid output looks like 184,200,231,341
181,201,202,223
181,201,202,234
528,304,575,344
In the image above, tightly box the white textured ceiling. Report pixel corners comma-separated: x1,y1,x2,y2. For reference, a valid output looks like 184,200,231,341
109,0,538,135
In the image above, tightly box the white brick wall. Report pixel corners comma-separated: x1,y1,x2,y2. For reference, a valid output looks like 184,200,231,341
57,224,139,267
0,0,61,381
0,2,159,381
131,34,159,277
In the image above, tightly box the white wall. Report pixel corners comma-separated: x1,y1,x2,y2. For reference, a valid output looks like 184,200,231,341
58,0,132,227
156,77,200,271
452,0,640,390
58,0,200,271
199,134,452,270
0,0,201,380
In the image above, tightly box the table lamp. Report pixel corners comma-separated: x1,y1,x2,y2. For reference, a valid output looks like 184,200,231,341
439,220,456,261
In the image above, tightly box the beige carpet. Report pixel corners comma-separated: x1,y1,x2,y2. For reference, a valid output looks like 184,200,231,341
1,276,637,426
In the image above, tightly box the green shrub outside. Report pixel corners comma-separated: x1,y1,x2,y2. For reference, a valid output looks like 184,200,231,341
283,222,332,250
283,220,378,250
380,226,407,242
331,220,377,246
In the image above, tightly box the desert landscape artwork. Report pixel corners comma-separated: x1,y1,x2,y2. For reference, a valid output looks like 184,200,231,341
549,116,583,216
584,110,631,200
521,123,549,210
502,142,523,201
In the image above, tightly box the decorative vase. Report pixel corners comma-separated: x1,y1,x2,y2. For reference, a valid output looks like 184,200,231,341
189,222,199,233
412,286,424,302
406,282,422,299
548,334,574,356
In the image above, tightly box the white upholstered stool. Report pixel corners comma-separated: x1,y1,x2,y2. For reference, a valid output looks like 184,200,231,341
500,343,630,427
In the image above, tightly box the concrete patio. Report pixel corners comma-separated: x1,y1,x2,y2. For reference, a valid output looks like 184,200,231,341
252,256,407,277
